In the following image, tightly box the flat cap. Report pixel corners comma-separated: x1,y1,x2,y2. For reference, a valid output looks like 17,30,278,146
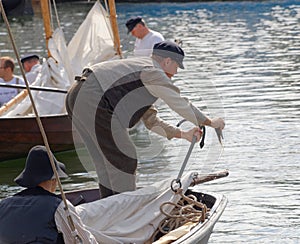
126,16,143,34
153,41,185,69
20,54,39,63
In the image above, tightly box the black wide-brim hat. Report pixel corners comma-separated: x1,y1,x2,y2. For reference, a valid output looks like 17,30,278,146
15,145,68,188
152,41,185,69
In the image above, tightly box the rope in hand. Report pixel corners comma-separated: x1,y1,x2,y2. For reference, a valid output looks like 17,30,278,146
151,188,209,242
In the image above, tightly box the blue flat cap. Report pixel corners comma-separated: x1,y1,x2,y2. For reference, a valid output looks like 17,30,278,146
152,41,185,69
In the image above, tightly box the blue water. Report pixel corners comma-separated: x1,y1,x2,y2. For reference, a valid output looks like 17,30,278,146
0,1,300,243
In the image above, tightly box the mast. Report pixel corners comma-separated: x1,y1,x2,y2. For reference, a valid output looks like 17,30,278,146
40,0,53,57
108,0,122,58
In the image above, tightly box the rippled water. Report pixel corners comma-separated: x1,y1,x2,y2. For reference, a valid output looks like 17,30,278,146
1,1,300,243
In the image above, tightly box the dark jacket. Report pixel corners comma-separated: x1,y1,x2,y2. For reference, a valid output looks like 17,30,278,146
0,187,64,244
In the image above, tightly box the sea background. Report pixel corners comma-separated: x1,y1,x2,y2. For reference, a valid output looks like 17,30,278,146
0,0,299,243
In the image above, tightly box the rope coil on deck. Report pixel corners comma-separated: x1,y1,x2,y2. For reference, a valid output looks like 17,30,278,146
150,188,209,242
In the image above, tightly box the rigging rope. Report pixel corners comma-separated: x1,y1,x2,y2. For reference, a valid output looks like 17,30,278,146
51,0,61,29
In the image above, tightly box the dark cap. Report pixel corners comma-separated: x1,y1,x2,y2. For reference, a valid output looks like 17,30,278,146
125,16,143,34
14,145,68,188
20,54,39,64
152,41,185,69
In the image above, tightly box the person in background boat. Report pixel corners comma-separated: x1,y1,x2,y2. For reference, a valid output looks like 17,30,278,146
21,53,42,84
65,40,225,198
0,145,98,244
0,56,25,107
126,16,165,57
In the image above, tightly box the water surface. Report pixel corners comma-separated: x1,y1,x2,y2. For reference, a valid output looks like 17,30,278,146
0,1,299,243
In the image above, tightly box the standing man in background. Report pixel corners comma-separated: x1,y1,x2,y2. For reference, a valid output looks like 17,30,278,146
126,16,165,57
21,53,42,84
0,56,25,107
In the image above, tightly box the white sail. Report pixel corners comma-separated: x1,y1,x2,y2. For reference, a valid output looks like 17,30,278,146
67,1,116,77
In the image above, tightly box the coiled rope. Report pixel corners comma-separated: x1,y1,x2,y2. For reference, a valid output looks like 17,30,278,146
150,188,209,242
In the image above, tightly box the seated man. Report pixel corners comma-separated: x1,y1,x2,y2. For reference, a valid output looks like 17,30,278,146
0,145,98,244
0,56,25,107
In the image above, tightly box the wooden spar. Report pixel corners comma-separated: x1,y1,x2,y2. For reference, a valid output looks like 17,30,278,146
0,90,28,116
190,170,229,186
40,0,52,57
108,0,122,58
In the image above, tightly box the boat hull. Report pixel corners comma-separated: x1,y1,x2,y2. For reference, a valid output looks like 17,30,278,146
64,186,227,244
0,114,75,161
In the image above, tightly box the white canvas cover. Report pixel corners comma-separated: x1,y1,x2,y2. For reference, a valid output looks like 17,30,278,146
76,173,195,244
2,1,116,117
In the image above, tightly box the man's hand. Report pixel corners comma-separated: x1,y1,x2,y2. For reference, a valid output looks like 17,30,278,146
181,127,203,142
210,118,225,130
